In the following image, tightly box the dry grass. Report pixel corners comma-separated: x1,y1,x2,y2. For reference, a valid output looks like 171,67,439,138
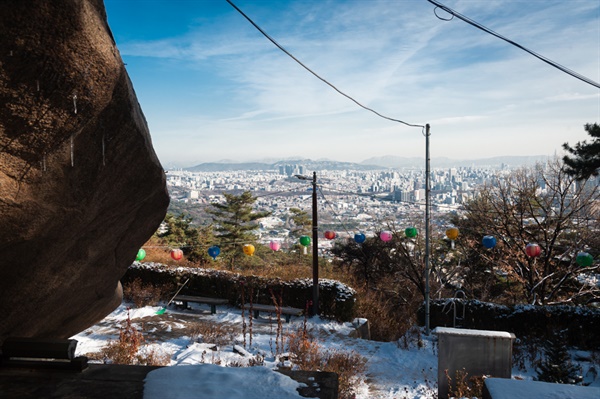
186,320,237,347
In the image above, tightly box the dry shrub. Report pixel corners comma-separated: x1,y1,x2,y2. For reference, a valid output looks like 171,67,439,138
286,327,322,370
187,320,237,347
138,345,172,366
101,310,171,366
445,368,485,399
123,278,172,308
353,281,419,342
400,325,424,350
322,349,367,399
286,326,367,399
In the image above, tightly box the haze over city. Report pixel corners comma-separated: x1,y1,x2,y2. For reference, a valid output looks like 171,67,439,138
104,0,600,167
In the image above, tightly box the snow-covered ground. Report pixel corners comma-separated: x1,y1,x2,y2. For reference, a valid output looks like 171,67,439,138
72,303,600,399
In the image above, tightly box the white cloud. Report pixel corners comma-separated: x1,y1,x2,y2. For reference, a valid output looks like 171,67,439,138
108,0,600,166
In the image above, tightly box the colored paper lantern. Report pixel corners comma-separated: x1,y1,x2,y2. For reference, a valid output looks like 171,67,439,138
405,227,418,238
243,244,255,256
482,235,497,249
170,248,183,261
525,243,541,258
208,245,220,260
380,231,393,242
299,235,311,247
445,227,459,241
576,252,594,267
269,241,281,251
135,248,146,261
354,233,366,244
324,230,336,240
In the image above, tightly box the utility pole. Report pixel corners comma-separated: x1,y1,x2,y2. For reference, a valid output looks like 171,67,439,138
311,171,319,316
295,172,319,316
425,123,431,335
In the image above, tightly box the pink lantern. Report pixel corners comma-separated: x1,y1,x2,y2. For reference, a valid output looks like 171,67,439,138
269,240,281,251
525,243,541,257
380,231,393,242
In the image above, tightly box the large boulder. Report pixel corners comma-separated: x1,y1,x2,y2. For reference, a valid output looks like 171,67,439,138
0,0,169,340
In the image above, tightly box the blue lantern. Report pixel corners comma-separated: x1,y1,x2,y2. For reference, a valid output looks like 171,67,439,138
208,245,220,260
482,235,497,249
354,232,366,244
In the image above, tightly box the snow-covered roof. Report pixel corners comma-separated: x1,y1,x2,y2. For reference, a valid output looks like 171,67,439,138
433,327,515,339
485,377,600,399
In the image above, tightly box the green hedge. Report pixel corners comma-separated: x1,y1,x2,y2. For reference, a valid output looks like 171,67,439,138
123,262,356,322
421,299,600,349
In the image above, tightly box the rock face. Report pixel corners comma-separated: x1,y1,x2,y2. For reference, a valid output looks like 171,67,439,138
0,0,169,341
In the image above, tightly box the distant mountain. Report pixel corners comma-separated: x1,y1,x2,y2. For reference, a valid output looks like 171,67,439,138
361,155,552,169
184,159,381,172
182,155,552,172
186,162,274,172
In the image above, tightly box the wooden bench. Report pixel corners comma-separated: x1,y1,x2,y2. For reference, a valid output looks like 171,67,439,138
173,295,229,314
0,337,87,371
241,303,303,323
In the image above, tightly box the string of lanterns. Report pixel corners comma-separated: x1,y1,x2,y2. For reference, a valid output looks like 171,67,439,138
134,226,595,267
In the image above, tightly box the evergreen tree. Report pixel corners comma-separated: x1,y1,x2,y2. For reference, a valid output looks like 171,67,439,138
157,213,214,264
207,191,271,260
563,123,600,180
536,330,581,384
288,207,311,239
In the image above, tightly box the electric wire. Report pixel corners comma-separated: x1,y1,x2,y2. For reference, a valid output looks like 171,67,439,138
427,0,600,90
225,0,425,128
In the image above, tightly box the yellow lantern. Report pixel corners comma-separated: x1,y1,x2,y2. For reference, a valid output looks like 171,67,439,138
445,227,459,241
243,244,255,256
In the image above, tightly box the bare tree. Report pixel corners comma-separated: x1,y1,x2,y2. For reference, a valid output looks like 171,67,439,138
455,159,599,305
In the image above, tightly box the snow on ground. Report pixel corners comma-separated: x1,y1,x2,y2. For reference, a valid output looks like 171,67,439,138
72,302,599,399
145,364,306,399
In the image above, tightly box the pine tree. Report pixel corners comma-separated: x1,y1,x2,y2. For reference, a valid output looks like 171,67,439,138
157,213,214,263
563,122,600,180
207,191,271,264
536,330,581,384
287,207,311,239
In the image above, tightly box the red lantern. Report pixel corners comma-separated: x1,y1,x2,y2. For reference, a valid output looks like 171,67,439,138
171,248,183,261
525,243,541,258
324,230,336,240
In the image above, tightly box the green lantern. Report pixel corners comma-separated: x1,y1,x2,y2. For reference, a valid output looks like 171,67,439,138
136,248,146,261
576,252,594,267
405,227,418,238
299,235,311,247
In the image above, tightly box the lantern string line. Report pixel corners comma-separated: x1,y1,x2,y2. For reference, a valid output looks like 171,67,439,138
427,0,600,90
225,0,425,129
151,185,598,251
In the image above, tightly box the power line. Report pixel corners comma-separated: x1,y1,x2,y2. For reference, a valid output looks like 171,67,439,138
225,0,425,128
427,0,600,90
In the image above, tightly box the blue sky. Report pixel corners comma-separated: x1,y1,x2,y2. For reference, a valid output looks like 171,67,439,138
104,0,600,167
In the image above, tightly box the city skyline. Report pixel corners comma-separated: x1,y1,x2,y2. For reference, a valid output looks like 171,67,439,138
104,0,600,167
